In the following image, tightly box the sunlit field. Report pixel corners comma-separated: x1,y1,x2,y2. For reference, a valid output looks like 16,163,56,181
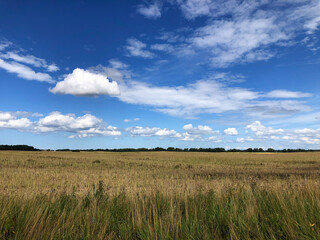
1,151,320,239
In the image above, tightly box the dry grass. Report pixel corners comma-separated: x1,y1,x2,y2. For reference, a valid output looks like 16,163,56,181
0,151,320,239
1,151,319,197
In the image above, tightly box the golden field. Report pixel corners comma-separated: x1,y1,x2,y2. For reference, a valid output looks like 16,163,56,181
1,151,319,197
0,151,320,239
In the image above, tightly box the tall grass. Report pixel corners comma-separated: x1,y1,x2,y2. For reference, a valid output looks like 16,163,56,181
1,151,320,239
1,182,319,239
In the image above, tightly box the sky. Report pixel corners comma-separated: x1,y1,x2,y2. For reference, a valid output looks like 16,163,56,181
0,0,320,150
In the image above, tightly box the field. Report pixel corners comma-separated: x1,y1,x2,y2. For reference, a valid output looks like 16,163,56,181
0,151,320,239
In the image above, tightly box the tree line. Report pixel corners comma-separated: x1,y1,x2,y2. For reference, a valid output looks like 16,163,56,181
0,145,40,151
0,145,317,152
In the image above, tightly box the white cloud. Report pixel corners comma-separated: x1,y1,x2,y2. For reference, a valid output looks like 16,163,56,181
125,123,223,142
89,65,130,83
2,110,320,146
36,112,121,138
0,117,32,129
244,50,275,63
174,0,263,20
0,111,121,138
183,123,219,135
118,79,259,117
150,44,174,52
2,52,43,67
268,112,320,125
155,128,179,137
305,16,320,33
190,17,289,67
137,2,162,19
167,0,320,67
126,126,179,137
0,111,43,120
0,112,15,121
224,128,238,136
236,137,255,143
0,59,54,83
289,0,320,34
90,64,130,83
246,121,284,137
209,72,246,83
108,59,128,69
246,100,310,117
0,40,12,51
0,41,59,82
117,79,309,118
126,126,160,136
125,38,154,58
68,125,121,138
0,111,33,129
180,132,194,141
236,121,320,146
37,112,100,130
282,127,320,145
124,118,140,123
206,136,223,142
125,124,223,141
47,64,59,72
49,68,120,96
236,138,245,143
176,0,213,19
156,31,184,43
0,51,59,72
265,90,312,98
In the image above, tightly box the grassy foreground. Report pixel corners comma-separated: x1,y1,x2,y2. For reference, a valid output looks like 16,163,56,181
0,151,320,239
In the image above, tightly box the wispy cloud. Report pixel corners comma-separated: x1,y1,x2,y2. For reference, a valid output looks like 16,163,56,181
136,1,162,19
118,79,257,117
117,78,311,118
0,40,59,82
265,90,312,98
0,40,12,51
108,59,129,69
150,43,174,52
0,59,54,83
0,51,59,72
124,118,140,123
174,0,265,20
125,38,154,58
189,17,289,67
146,0,320,67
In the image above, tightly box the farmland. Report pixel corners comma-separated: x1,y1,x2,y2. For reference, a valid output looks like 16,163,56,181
1,151,320,239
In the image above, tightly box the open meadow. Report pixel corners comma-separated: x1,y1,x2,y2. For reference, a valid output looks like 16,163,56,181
1,151,320,239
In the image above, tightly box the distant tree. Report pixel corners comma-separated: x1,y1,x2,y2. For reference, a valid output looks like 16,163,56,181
0,145,39,151
153,147,165,151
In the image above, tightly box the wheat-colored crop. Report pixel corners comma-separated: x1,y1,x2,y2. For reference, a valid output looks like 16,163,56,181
0,151,319,239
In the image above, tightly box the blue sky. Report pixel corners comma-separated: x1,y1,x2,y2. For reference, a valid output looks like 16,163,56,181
0,0,320,149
